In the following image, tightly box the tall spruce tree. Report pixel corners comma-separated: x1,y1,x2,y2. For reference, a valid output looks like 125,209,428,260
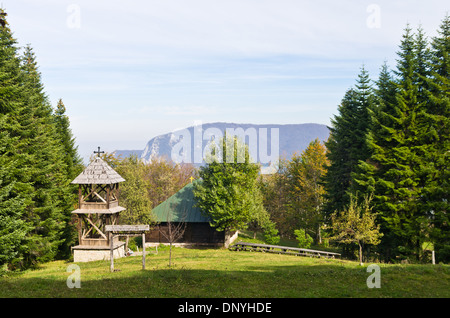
0,9,34,269
323,89,358,216
1,10,80,268
422,15,450,262
375,62,398,108
323,66,375,217
54,98,83,180
0,117,29,271
53,98,84,258
354,25,434,261
18,45,75,265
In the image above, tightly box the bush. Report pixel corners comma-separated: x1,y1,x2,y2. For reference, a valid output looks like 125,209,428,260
294,229,313,248
264,224,280,245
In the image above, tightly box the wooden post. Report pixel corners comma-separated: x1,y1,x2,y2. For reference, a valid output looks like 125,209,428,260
106,185,110,209
78,215,82,245
105,225,150,272
142,233,146,270
432,251,435,265
110,232,114,272
78,185,82,208
125,235,129,255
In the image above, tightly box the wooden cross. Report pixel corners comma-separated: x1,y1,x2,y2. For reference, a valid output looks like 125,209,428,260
0,12,7,28
94,146,105,157
189,176,195,183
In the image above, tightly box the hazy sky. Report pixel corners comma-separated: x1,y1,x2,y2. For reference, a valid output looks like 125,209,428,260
3,0,449,160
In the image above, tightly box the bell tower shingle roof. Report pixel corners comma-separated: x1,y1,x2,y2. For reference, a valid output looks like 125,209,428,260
71,157,125,185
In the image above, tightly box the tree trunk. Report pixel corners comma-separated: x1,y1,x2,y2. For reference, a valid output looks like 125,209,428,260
359,242,363,265
317,224,322,244
169,243,172,267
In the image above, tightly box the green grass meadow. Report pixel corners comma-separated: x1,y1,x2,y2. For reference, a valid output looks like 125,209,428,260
1,242,448,298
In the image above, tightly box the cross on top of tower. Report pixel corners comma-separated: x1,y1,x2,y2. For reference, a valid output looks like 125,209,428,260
0,11,7,28
94,146,105,157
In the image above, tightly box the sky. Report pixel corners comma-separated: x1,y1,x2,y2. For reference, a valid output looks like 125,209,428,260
2,0,449,161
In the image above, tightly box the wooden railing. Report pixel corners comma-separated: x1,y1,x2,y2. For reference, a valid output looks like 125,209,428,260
230,241,341,259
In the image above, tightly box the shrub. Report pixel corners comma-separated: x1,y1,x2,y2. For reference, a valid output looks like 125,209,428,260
264,224,280,245
294,229,313,248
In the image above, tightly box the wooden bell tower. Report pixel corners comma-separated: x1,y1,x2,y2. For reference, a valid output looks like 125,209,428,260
71,147,127,262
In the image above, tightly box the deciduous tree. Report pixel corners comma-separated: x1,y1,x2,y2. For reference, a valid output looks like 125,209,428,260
116,155,155,225
194,135,268,232
287,139,328,243
330,194,382,265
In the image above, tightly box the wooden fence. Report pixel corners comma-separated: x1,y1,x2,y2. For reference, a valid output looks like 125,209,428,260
230,241,341,259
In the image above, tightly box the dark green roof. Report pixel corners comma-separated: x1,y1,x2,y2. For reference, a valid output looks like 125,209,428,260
152,180,210,223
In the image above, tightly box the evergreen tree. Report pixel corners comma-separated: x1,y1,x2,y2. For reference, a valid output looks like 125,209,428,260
0,10,22,114
54,98,83,180
0,9,34,269
355,25,433,261
323,89,358,216
375,62,398,109
353,63,397,198
422,15,450,262
414,26,432,104
0,118,29,272
352,66,375,162
17,45,75,265
53,98,84,257
323,66,375,217
0,10,88,268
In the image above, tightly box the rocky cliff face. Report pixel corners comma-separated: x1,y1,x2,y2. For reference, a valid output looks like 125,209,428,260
114,122,330,170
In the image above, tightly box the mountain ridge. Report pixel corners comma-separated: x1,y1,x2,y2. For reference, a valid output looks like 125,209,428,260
114,122,330,168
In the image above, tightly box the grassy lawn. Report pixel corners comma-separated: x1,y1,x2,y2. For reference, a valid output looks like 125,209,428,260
0,243,448,298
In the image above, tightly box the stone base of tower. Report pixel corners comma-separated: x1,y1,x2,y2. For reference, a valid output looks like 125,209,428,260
72,242,125,262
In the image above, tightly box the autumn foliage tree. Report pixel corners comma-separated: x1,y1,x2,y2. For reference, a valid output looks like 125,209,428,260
142,156,197,208
287,139,328,243
115,155,154,225
258,157,290,237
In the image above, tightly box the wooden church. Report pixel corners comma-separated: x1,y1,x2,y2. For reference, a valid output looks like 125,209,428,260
71,149,127,262
146,180,238,248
